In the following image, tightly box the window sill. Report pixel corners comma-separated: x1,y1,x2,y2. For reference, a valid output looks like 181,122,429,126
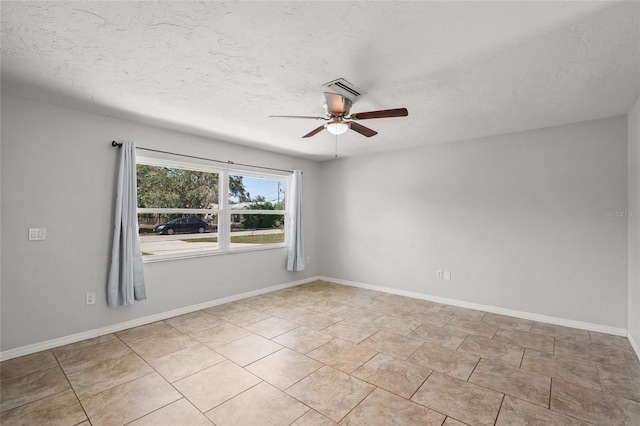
141,243,288,264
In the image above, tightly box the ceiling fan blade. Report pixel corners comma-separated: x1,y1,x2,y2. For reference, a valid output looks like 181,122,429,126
302,125,326,138
324,92,348,114
269,115,327,120
349,108,408,120
350,122,378,137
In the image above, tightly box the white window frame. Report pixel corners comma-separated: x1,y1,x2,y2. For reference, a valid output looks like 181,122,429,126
137,156,288,263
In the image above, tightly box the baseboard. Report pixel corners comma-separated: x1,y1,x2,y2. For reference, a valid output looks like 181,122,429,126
629,331,640,361
319,276,629,337
0,276,320,362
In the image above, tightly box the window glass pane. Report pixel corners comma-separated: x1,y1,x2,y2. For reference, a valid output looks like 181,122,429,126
137,165,219,209
229,175,285,210
139,213,218,257
230,213,285,247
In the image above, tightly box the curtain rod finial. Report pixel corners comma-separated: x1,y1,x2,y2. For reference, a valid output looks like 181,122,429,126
112,141,123,148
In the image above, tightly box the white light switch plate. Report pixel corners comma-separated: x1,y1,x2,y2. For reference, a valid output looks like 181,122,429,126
28,228,46,241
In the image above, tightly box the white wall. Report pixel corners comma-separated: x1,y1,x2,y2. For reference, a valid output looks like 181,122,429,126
629,97,640,344
319,117,628,328
0,95,319,352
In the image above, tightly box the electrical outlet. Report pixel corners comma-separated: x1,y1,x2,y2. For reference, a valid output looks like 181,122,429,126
85,292,96,305
306,256,311,264
436,270,443,279
444,271,451,281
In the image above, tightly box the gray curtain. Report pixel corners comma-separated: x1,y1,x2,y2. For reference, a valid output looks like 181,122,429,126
107,141,146,306
287,170,305,271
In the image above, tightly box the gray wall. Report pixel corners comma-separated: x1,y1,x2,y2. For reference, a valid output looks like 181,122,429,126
0,95,319,351
319,117,628,328
629,97,640,344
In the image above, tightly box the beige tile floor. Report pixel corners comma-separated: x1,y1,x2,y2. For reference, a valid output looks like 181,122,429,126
1,280,640,425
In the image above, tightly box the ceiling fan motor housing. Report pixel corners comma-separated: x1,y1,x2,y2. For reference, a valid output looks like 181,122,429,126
324,95,352,117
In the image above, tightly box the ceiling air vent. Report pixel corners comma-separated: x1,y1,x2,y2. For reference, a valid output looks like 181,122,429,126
322,78,365,100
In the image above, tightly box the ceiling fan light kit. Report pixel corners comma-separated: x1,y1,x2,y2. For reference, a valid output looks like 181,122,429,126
326,121,350,135
269,82,408,139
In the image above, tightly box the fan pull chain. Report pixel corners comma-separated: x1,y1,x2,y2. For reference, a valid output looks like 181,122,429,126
335,131,338,158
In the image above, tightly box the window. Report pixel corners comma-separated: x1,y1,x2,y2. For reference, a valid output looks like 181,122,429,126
229,174,286,248
136,157,287,261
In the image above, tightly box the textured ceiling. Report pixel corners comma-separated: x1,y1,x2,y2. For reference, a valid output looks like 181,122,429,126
2,1,639,161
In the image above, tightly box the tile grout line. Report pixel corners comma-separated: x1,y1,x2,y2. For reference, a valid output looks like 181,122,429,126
203,379,266,418
492,394,506,425
517,340,525,369
286,405,314,426
122,396,186,426
335,383,377,424
466,357,482,382
407,369,434,401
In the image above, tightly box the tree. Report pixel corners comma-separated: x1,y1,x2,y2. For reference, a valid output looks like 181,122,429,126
137,165,249,209
229,175,249,201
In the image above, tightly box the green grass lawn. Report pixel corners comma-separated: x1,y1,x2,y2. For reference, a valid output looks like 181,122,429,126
184,233,284,244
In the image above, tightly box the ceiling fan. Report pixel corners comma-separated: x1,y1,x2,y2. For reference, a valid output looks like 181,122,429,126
269,92,408,138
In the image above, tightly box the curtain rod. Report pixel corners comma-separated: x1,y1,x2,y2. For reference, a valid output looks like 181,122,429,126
111,141,293,174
